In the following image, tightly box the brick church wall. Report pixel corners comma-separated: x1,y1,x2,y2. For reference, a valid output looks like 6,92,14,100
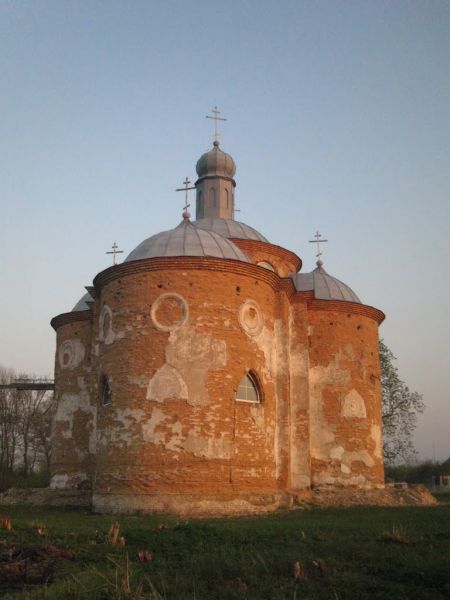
90,263,289,511
51,317,95,490
307,309,384,487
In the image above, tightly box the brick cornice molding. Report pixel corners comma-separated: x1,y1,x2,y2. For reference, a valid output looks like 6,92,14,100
50,310,92,332
93,256,283,293
231,239,302,272
291,292,385,324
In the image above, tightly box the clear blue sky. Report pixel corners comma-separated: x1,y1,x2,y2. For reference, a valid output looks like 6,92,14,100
1,1,449,460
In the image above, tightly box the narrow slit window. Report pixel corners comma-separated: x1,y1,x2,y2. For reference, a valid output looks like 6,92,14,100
101,375,112,406
236,371,262,403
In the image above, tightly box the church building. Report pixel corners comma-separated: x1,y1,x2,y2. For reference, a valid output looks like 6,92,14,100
50,131,385,515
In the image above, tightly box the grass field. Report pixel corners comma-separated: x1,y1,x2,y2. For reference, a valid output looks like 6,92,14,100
0,502,449,599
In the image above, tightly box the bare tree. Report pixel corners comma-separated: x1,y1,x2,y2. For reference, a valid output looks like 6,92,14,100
0,366,54,488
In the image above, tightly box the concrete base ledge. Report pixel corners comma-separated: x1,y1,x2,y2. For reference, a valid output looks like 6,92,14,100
92,491,292,516
0,487,92,508
0,485,437,514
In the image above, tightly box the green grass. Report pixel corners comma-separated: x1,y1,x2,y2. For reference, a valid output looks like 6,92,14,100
0,504,449,599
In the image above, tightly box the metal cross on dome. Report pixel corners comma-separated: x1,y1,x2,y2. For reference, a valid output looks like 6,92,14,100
309,231,328,266
106,242,124,265
175,176,195,219
206,106,227,143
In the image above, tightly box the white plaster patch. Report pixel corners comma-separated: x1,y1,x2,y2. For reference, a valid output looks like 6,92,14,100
309,363,350,462
99,304,114,344
164,326,227,407
238,299,264,337
341,389,367,419
58,339,85,370
54,377,95,456
147,364,188,402
182,435,234,459
330,445,345,460
370,424,383,459
50,474,69,489
345,450,375,468
250,405,265,433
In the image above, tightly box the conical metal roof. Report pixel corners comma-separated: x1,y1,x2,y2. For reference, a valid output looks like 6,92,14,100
125,218,250,263
72,292,93,312
193,218,268,242
291,265,361,303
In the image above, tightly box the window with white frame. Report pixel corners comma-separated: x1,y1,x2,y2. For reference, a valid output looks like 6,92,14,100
236,371,262,403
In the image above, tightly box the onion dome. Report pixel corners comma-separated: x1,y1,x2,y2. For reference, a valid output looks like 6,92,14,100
196,141,236,179
291,264,361,303
125,218,250,263
193,218,269,242
72,292,93,312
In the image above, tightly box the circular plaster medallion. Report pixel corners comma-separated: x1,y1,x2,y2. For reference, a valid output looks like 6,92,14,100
151,293,188,332
58,340,85,370
99,305,113,343
238,300,264,337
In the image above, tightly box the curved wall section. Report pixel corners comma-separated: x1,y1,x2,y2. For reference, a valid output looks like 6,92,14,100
307,309,384,487
91,266,287,513
51,319,95,491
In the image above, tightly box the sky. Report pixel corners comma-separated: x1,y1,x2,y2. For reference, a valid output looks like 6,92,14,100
0,1,449,461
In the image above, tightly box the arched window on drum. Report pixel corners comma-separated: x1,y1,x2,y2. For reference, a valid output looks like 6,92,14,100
236,371,263,404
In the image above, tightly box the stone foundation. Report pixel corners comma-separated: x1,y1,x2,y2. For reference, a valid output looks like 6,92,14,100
0,485,437,515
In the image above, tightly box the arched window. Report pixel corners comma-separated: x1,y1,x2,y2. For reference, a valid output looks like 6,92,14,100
210,187,216,208
100,375,112,406
257,261,275,272
236,371,262,404
225,188,229,209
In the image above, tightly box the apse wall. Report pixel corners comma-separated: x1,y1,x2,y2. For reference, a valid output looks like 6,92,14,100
307,306,384,487
91,258,289,513
51,317,95,491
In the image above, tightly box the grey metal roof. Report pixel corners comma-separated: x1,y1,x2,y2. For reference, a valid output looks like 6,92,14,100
196,141,236,179
290,266,361,303
72,292,93,312
125,218,250,263
193,218,269,243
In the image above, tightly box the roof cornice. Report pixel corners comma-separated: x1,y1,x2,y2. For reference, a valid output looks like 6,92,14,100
231,238,302,272
50,310,92,332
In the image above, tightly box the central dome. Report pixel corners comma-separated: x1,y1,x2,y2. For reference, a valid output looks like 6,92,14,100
196,141,236,179
125,218,250,263
193,218,269,242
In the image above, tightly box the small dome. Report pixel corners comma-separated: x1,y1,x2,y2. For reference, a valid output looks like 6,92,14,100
291,265,361,303
193,218,269,242
196,141,236,179
125,218,250,263
72,292,93,312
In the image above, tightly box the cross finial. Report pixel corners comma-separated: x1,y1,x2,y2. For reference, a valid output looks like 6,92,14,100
106,242,124,265
175,176,196,220
206,105,227,143
309,230,328,267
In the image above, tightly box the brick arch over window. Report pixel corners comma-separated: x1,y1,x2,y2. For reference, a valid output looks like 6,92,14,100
236,370,263,403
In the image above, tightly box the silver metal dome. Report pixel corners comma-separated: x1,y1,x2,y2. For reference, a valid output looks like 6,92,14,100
193,218,269,243
72,292,93,312
125,218,250,263
196,141,236,179
291,266,361,303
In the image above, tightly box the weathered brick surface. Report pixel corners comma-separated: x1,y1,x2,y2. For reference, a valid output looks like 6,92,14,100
50,253,384,514
51,319,94,490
